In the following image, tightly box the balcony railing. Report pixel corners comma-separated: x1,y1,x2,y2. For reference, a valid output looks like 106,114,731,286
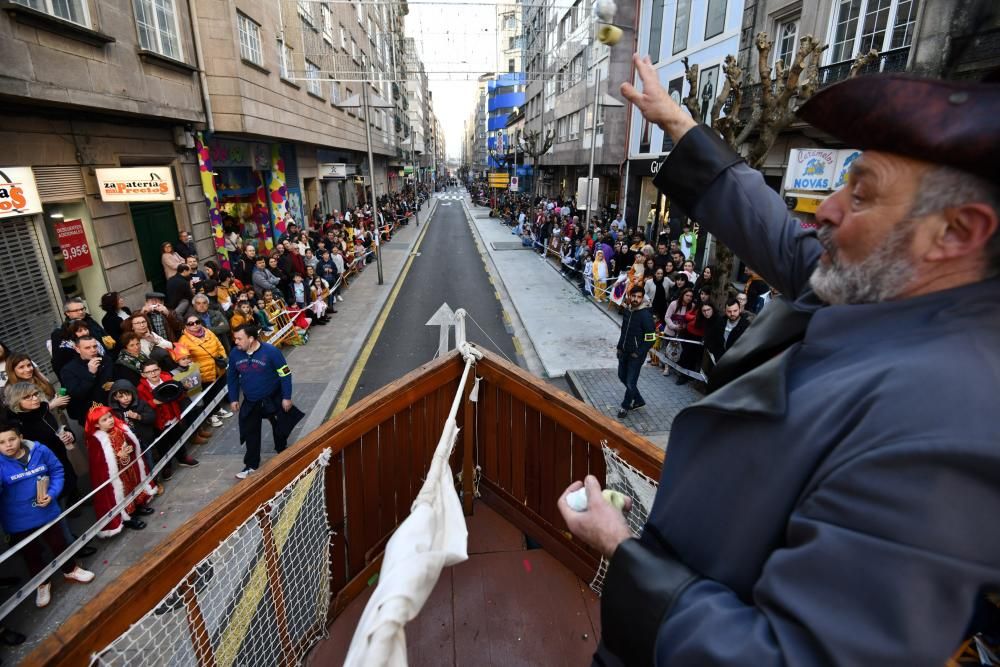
818,47,910,87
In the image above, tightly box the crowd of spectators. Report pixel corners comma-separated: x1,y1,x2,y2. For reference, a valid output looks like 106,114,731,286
0,187,424,633
469,179,774,385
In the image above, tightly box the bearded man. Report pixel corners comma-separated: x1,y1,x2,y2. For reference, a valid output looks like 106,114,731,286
559,57,1000,666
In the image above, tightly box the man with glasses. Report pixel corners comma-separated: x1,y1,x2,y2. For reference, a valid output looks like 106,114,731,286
49,297,111,359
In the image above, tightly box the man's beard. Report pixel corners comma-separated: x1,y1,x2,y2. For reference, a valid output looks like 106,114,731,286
809,221,918,305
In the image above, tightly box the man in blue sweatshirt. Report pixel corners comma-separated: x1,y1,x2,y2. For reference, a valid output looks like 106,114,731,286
227,324,302,479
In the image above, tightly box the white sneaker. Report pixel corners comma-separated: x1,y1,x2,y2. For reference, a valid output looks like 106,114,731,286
337,295,344,302
215,408,234,419
36,583,51,607
209,415,224,428
63,566,95,583
235,467,255,480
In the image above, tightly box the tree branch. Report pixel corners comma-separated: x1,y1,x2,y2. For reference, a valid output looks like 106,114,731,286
681,56,702,123
849,48,880,78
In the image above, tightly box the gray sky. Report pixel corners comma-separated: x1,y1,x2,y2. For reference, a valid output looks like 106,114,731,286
405,0,501,160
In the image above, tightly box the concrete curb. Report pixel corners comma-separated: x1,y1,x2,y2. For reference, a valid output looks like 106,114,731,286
299,196,440,436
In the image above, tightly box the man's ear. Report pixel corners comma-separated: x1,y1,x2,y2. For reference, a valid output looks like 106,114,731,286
925,203,999,263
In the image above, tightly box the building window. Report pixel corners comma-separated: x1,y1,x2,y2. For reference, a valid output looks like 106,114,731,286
134,0,182,60
648,0,664,63
672,0,691,54
355,0,363,24
774,18,798,66
306,60,322,95
321,5,334,43
568,111,580,140
890,0,918,49
508,58,515,73
278,38,292,79
704,0,727,39
331,80,342,104
351,38,358,61
829,0,862,63
829,0,916,63
857,0,892,54
13,0,89,26
340,24,347,49
238,12,263,66
297,0,313,25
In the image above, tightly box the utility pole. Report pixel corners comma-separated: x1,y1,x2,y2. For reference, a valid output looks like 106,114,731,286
362,84,384,285
410,121,419,225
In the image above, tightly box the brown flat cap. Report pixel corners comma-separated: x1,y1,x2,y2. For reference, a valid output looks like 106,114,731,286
797,74,1000,185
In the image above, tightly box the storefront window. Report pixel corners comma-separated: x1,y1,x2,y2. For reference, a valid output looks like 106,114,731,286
42,202,106,312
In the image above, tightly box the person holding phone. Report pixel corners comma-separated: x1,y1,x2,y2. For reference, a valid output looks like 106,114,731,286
0,421,94,608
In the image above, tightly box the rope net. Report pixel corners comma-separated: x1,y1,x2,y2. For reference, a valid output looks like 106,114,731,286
92,450,333,667
590,444,660,595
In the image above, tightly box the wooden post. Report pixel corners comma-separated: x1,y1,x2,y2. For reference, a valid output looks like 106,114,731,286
180,577,217,667
462,373,476,516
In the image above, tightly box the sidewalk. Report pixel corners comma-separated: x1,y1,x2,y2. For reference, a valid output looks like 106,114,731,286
463,200,700,451
1,198,437,663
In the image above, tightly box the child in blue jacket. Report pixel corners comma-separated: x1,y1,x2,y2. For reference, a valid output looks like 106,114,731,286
0,421,95,608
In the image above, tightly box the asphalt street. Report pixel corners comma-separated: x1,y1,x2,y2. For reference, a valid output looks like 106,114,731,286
349,188,519,405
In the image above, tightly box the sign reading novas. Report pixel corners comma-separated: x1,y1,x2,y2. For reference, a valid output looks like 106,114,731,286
96,167,176,202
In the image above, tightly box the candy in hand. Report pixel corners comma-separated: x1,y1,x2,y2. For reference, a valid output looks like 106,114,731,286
565,487,627,512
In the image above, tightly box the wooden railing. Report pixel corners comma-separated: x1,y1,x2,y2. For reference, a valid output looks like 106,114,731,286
471,353,664,581
27,349,664,665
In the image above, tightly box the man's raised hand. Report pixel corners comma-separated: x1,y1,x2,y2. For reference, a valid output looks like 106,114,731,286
620,54,697,145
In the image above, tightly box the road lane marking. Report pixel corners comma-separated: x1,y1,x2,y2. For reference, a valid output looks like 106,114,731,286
331,203,436,415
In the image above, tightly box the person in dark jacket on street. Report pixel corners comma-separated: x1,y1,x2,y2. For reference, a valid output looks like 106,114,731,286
705,298,751,363
99,292,132,345
165,264,194,316
615,285,656,418
59,336,113,426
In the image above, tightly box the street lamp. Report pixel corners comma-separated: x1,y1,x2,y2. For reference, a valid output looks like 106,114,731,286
583,2,625,231
335,86,395,286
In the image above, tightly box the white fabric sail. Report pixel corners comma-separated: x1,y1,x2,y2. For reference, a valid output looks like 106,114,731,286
343,405,470,665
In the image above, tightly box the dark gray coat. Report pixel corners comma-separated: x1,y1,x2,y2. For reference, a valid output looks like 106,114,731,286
600,125,1000,666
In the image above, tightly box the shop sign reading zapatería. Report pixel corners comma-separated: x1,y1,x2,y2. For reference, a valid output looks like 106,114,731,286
96,167,177,202
0,167,43,219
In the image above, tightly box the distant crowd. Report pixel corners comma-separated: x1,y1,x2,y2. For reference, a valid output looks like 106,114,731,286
470,180,777,383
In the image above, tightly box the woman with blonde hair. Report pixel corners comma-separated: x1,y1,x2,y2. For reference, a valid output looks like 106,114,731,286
5,354,65,407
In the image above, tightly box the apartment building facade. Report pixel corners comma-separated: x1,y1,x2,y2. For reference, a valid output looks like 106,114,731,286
0,0,434,368
1,0,209,366
521,0,634,208
624,0,744,238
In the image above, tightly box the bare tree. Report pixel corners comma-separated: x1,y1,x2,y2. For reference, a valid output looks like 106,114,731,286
519,129,554,196
677,33,876,307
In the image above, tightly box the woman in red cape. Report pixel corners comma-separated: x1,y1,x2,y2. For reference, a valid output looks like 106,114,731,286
85,406,159,538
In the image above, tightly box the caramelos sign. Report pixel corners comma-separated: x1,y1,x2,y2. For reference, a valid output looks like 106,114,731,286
96,167,177,202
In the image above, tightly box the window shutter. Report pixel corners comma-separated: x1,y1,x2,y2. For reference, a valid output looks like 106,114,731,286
0,217,62,376
33,166,86,202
